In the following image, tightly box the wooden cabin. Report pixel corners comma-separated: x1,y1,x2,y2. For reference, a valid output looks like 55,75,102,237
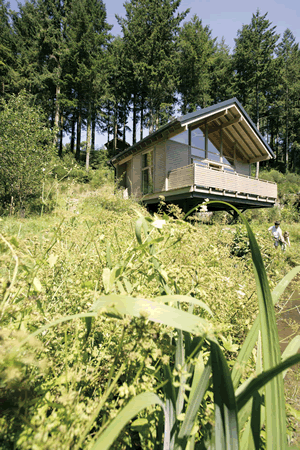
110,98,277,212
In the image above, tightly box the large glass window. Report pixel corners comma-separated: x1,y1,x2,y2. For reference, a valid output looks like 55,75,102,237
142,150,153,194
169,127,235,169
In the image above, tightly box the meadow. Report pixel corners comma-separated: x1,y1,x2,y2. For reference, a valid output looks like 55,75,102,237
1,179,300,449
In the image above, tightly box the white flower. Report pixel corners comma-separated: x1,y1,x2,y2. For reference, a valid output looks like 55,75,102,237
152,219,166,229
200,204,208,212
236,290,246,298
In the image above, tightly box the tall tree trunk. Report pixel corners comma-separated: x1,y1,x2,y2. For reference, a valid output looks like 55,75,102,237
149,96,154,134
285,88,289,172
123,114,126,143
70,116,76,154
86,100,91,171
58,114,63,157
132,92,137,145
140,96,144,141
91,102,95,152
54,83,60,147
113,104,118,153
75,101,82,162
107,102,110,144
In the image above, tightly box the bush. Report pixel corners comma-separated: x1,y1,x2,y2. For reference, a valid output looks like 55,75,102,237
0,91,55,215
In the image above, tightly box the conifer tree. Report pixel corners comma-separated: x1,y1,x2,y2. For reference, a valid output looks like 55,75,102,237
0,0,14,96
210,38,234,104
118,0,188,135
276,29,300,171
232,10,279,126
177,15,216,113
65,0,111,165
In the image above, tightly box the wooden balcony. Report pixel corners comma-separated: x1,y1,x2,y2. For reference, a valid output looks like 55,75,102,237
143,163,277,210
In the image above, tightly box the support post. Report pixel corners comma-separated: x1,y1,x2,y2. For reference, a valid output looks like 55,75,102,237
205,123,208,159
256,162,259,179
220,129,223,163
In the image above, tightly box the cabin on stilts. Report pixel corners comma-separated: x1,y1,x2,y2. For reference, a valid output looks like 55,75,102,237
109,98,277,213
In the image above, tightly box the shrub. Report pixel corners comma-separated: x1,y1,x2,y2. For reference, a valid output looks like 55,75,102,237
0,91,55,214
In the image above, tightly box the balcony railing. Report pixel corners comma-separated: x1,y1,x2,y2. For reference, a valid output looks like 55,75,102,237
168,164,277,200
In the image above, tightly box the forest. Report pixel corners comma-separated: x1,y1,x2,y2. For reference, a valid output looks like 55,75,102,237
1,0,300,172
2,1,300,448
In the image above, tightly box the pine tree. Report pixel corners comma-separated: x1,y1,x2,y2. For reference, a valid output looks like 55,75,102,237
210,38,234,104
232,10,279,126
0,0,14,96
11,0,43,95
276,29,300,171
65,0,111,166
177,15,216,113
117,0,188,134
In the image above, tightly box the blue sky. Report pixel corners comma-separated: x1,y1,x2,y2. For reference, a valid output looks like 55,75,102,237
8,0,300,147
9,0,300,51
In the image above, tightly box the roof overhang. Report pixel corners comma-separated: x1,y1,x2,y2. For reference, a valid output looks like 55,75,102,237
110,98,275,165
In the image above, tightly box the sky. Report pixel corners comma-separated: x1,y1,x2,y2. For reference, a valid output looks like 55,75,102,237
8,0,300,148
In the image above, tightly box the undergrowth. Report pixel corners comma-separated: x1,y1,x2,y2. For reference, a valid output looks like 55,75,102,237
1,184,300,449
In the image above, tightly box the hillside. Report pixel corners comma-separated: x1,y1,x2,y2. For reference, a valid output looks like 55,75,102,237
1,183,300,449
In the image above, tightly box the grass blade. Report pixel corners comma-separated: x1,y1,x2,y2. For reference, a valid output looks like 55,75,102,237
232,266,300,390
154,295,213,317
92,294,214,338
281,335,300,379
175,360,211,449
236,353,300,411
202,201,286,449
90,392,168,450
210,341,239,450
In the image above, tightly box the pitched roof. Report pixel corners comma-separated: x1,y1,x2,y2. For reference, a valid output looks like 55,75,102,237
111,98,275,164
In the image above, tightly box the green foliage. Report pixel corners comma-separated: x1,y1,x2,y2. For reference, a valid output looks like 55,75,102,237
178,15,216,112
1,190,300,449
0,91,55,214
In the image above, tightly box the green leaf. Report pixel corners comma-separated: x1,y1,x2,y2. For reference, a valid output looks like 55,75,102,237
131,418,149,430
102,268,111,294
154,295,213,317
232,266,300,390
91,294,214,338
199,201,289,449
236,353,300,411
106,242,112,269
48,253,58,268
90,392,168,450
176,360,211,450
286,403,300,422
210,341,239,450
281,335,300,379
33,277,42,292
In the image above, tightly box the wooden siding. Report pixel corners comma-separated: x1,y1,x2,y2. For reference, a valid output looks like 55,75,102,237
154,143,166,192
131,153,142,197
166,140,189,172
126,159,132,196
235,160,250,176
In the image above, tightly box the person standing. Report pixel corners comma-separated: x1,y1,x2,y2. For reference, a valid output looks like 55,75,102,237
268,221,284,249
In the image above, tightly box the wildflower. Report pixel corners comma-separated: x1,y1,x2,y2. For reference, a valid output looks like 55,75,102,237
236,290,246,298
152,219,166,229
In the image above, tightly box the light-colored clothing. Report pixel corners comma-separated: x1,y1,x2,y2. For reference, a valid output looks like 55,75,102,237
268,225,283,247
281,235,290,251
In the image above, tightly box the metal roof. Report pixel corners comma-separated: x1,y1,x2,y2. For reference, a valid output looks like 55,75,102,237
111,98,275,164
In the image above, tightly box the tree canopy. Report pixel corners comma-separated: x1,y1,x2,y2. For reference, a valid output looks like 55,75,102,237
1,4,300,175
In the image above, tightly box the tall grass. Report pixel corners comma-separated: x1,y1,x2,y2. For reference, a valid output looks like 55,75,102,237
4,202,300,449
